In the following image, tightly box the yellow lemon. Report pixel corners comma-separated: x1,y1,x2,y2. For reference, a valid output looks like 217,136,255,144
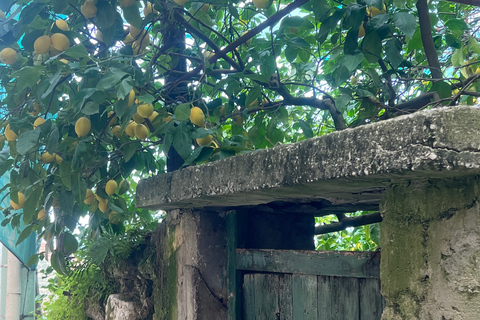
75,117,91,137
112,125,122,138
128,89,135,106
125,121,137,138
173,0,189,6
358,25,365,38
123,33,135,46
5,124,18,141
134,123,149,140
129,25,142,38
253,0,269,9
29,103,41,116
119,0,136,7
233,115,243,126
119,180,130,194
0,48,17,65
196,135,213,146
98,199,109,213
41,151,55,163
133,113,145,124
367,4,386,17
148,111,159,122
109,211,120,224
144,3,158,15
108,111,118,126
132,35,150,54
350,76,358,85
54,153,63,164
51,33,70,51
84,189,95,205
137,103,154,118
38,209,46,220
10,192,25,210
34,35,51,54
54,20,69,31
190,107,205,127
163,113,173,123
33,117,46,129
105,180,118,196
241,31,252,46
81,0,98,18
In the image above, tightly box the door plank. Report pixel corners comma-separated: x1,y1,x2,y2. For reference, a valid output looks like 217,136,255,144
292,274,317,320
359,278,383,320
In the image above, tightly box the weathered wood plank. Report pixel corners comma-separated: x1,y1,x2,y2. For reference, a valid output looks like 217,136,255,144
227,211,241,320
278,274,293,320
359,278,384,320
243,274,255,320
318,276,359,320
254,274,280,319
292,274,317,320
237,249,380,278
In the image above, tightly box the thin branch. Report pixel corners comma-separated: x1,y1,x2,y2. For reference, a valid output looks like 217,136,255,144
315,212,382,235
170,0,310,88
416,0,443,79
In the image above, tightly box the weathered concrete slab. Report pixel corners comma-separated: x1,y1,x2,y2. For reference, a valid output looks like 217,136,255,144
136,106,480,210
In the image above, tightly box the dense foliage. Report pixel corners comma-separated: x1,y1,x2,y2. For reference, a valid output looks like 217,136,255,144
0,0,479,273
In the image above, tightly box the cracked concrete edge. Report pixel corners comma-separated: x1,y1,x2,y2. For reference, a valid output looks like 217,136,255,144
136,106,480,210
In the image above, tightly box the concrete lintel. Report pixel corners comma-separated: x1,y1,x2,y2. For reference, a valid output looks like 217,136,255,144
136,106,480,210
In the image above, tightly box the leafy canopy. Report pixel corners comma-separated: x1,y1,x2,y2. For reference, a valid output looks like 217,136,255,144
0,0,479,272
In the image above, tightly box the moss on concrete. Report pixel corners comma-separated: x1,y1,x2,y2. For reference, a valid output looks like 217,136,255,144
381,176,480,319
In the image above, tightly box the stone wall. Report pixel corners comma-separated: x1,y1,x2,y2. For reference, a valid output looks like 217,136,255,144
131,106,480,320
381,177,480,319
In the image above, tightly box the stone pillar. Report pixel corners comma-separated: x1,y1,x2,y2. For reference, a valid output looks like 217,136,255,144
380,176,480,320
154,209,227,320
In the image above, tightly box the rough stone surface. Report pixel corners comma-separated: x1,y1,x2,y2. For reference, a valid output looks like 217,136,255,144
105,294,142,320
137,106,480,210
381,177,480,320
153,210,227,320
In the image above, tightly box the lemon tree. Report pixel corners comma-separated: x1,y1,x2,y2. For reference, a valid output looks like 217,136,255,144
0,0,479,273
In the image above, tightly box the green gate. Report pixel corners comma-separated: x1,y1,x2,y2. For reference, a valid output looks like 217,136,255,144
227,212,384,320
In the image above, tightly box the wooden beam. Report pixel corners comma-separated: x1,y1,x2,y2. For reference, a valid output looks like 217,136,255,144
236,249,380,279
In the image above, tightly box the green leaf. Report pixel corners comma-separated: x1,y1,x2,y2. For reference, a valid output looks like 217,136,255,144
17,130,40,155
97,70,129,90
173,122,193,160
445,18,468,38
72,143,87,170
312,0,332,22
116,77,134,99
298,120,313,138
51,250,68,276
62,232,78,256
123,4,142,29
245,87,262,108
285,45,298,63
82,101,99,115
430,81,451,99
63,44,89,59
25,254,39,267
120,143,137,162
47,125,60,151
23,187,42,224
16,225,33,246
343,53,364,72
136,94,155,104
41,69,63,99
468,37,480,55
385,39,403,69
362,31,382,63
393,12,416,39
175,103,191,121
95,1,116,29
